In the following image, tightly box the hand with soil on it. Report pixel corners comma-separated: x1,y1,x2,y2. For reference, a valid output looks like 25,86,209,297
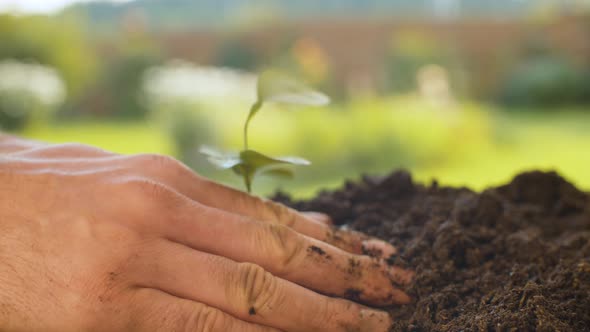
0,134,413,332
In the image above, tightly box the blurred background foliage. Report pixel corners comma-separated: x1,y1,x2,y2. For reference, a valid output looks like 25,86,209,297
1,0,589,197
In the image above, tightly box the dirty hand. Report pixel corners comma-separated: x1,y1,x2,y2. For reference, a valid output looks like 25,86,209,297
0,134,412,332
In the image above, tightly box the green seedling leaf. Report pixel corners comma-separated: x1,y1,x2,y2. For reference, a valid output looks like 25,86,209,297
200,147,310,192
239,149,310,168
199,146,241,169
201,70,328,192
259,166,295,179
237,149,309,192
257,70,331,106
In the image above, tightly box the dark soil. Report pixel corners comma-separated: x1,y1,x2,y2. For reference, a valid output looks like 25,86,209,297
274,170,590,331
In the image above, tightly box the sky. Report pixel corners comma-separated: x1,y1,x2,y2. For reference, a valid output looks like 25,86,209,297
0,0,129,14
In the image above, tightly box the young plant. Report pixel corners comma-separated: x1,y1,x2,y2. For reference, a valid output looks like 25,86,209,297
200,70,330,192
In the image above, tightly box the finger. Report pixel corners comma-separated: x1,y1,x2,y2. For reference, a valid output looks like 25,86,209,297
16,151,395,258
10,149,396,259
122,156,396,257
190,179,398,257
301,212,334,226
134,189,412,305
132,241,393,332
126,287,280,332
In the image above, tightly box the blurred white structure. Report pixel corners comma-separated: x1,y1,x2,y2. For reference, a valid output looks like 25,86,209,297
0,60,66,106
143,60,257,103
0,0,132,14
416,64,455,108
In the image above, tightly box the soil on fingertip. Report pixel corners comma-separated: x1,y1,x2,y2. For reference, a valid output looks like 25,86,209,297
274,170,590,331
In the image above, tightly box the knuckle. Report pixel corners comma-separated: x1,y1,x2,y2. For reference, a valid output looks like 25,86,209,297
132,153,182,172
56,143,103,154
50,143,110,158
116,177,179,215
231,193,266,215
17,142,109,158
264,223,304,272
228,191,296,226
233,263,281,316
310,298,339,327
263,199,294,224
123,177,171,198
184,305,226,332
106,176,186,225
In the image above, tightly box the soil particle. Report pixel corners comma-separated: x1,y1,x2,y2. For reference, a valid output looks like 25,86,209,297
275,170,590,331
361,245,384,258
308,245,327,256
344,288,363,302
347,258,363,278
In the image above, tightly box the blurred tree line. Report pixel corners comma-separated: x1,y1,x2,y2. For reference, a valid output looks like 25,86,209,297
0,10,589,170
1,12,589,122
0,13,163,131
0,14,96,96
0,14,94,130
63,0,571,31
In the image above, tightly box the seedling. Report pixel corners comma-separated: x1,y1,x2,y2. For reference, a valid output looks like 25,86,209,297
200,70,330,192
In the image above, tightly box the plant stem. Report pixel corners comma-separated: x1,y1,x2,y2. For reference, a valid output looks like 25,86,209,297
244,172,252,193
244,101,262,151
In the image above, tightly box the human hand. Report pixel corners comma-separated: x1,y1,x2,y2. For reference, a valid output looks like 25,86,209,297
0,135,412,332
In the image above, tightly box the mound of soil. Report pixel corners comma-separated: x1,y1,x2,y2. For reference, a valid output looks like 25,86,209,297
275,171,590,331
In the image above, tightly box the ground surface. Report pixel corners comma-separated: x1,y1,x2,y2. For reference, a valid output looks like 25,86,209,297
275,170,590,331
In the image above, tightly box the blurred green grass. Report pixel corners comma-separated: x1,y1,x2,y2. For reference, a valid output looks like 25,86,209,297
20,96,590,197
22,121,175,155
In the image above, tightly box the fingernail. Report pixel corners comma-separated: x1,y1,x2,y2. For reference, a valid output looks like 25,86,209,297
388,266,415,286
360,309,392,331
362,239,397,258
391,289,412,305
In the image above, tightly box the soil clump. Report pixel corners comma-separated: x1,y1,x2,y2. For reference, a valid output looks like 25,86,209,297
275,171,590,331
